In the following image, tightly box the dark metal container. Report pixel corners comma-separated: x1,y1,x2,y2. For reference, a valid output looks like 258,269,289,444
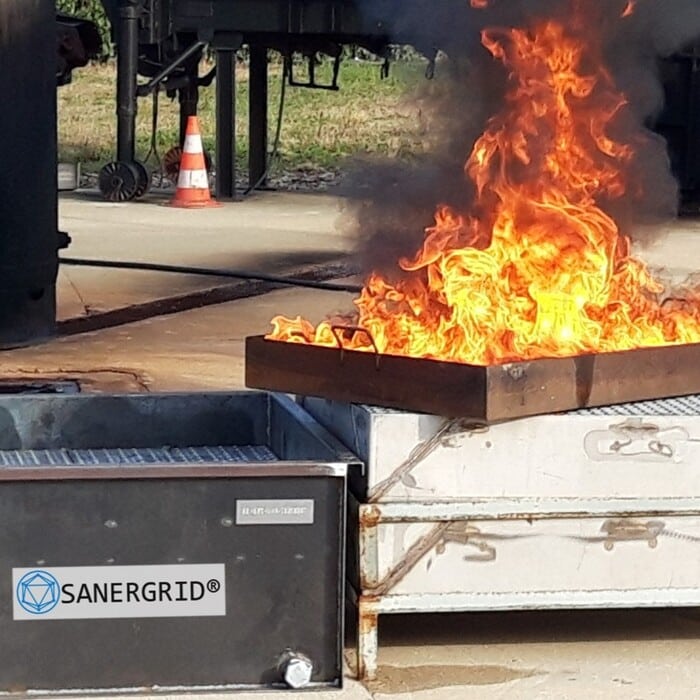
0,391,355,692
0,0,58,346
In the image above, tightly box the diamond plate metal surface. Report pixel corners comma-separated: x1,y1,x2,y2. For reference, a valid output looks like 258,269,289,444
0,445,277,467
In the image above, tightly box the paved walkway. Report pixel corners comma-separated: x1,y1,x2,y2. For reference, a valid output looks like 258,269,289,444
57,189,353,324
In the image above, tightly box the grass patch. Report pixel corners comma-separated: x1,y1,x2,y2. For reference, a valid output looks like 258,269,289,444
58,59,428,176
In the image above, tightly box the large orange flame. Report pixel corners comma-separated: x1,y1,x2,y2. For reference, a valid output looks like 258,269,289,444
268,14,700,365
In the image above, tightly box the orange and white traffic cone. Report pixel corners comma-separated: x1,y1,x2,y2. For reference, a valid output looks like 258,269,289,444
169,116,221,208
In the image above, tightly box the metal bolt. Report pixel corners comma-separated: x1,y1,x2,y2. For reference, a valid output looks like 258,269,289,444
104,519,118,528
220,516,234,527
283,656,313,689
505,365,525,380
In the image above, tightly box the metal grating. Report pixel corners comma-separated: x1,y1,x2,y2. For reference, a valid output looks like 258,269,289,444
360,394,700,418
0,445,278,467
570,394,700,416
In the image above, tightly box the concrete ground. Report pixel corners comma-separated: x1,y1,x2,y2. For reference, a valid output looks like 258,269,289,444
5,190,700,698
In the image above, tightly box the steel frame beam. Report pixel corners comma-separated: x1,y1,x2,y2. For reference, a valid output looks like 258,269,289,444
248,45,269,189
215,50,236,200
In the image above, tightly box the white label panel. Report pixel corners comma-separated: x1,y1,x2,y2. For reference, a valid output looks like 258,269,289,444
236,499,315,525
12,564,226,620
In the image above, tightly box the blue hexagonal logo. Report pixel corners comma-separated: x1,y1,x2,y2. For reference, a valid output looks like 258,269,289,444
16,570,60,615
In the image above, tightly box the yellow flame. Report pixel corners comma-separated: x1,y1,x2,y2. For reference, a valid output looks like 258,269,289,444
267,11,700,365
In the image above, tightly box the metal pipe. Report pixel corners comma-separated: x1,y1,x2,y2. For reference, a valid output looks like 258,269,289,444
179,82,199,146
248,45,268,188
136,41,206,97
0,0,57,347
59,257,362,294
116,0,142,162
215,50,236,200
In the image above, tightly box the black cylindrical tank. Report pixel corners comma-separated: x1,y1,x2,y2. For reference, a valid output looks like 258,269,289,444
0,0,57,347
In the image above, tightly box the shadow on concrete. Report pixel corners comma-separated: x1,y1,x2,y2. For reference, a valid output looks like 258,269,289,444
375,608,700,647
59,187,345,205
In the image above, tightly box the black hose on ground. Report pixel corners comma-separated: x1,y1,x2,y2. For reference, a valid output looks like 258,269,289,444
59,257,362,294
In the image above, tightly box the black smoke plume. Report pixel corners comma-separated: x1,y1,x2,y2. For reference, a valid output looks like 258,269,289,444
343,0,700,275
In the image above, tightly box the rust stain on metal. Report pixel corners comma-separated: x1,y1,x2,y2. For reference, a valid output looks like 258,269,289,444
574,354,595,408
360,504,382,527
601,519,663,549
436,523,497,562
359,506,381,590
357,595,380,681
358,596,379,630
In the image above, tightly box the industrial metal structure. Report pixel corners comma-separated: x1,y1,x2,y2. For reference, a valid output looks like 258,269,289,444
2,7,700,691
95,0,408,201
303,393,700,679
0,391,354,692
87,2,700,203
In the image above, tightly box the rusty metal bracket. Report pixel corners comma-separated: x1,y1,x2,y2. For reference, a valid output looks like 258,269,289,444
435,523,498,562
567,518,666,550
600,519,664,550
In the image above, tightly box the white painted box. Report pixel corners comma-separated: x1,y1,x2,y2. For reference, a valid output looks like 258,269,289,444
302,395,700,502
302,394,700,680
365,511,700,602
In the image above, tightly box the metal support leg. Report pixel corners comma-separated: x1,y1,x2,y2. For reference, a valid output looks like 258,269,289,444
116,0,142,163
357,596,378,681
248,45,268,189
215,50,236,200
179,81,199,146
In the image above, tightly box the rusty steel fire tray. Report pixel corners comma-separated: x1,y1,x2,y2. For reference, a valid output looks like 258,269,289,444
245,335,700,422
